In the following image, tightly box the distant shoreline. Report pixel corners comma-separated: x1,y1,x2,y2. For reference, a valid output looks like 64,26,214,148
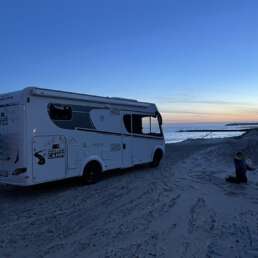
177,129,249,133
226,122,258,126
163,122,256,144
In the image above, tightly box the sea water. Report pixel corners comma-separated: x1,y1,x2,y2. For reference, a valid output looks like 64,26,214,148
163,122,247,143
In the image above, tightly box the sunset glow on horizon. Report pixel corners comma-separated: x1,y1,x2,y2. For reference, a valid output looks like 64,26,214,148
161,112,258,124
158,96,258,123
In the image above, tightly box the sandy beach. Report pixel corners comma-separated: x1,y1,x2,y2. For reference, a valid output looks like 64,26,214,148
1,131,258,258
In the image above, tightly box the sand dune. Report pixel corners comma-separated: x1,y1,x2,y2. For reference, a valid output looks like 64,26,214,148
1,131,258,258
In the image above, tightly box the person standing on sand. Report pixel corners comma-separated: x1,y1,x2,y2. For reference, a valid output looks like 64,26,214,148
226,152,255,184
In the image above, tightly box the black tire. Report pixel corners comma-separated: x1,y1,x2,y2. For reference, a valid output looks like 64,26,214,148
150,150,163,168
82,161,102,185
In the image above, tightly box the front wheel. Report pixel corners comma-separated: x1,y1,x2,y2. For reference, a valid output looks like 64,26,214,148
82,162,102,185
150,150,163,168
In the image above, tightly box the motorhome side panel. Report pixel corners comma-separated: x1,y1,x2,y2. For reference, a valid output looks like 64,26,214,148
26,96,125,184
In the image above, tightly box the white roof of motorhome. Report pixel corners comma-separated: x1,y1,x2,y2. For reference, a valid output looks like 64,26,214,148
25,87,158,113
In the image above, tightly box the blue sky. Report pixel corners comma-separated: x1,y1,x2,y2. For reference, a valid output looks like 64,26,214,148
0,0,258,122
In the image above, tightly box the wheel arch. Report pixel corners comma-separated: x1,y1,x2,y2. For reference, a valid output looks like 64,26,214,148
152,145,165,161
81,156,105,176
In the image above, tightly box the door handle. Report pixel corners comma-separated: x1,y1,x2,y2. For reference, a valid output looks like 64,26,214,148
123,144,126,149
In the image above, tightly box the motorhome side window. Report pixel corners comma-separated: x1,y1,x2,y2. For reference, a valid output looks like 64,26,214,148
123,114,162,136
48,104,72,120
48,103,97,130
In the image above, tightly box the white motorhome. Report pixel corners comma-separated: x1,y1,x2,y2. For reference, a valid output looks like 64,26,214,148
0,87,165,186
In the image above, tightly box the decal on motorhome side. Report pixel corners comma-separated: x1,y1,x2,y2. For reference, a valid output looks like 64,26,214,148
48,145,65,159
34,150,46,165
34,145,65,165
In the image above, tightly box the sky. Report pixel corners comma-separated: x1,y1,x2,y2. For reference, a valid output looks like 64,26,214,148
0,0,258,123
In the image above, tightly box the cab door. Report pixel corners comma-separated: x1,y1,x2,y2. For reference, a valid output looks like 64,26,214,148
121,112,133,168
131,114,153,165
32,135,66,182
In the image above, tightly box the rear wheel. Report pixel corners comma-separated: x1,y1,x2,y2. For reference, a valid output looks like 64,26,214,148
82,161,102,185
150,150,163,168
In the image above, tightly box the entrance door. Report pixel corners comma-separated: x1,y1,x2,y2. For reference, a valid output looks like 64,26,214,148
121,135,133,168
32,135,66,182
